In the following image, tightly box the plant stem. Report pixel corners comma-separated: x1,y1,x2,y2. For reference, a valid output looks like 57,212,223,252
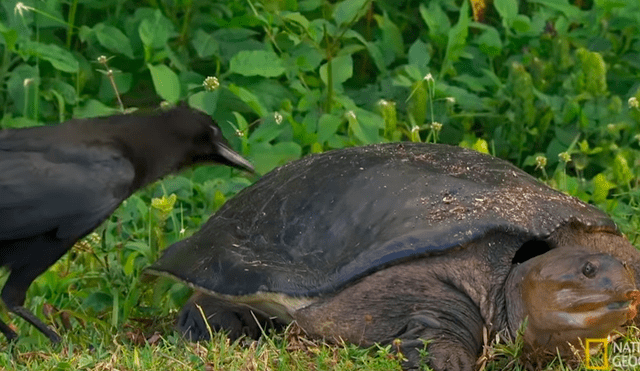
326,53,333,112
66,0,79,49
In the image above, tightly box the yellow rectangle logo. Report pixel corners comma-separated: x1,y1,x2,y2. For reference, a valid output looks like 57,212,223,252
585,338,609,370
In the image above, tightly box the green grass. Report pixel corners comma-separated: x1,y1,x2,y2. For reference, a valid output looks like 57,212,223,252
0,322,407,370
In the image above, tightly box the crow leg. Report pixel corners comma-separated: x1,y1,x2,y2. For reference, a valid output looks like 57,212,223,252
0,319,18,342
1,237,69,343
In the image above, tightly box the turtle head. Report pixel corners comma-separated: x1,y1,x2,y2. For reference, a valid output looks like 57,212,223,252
506,247,639,353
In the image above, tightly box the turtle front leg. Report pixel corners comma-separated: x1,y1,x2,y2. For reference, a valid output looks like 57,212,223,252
395,311,482,371
177,292,278,341
295,262,487,371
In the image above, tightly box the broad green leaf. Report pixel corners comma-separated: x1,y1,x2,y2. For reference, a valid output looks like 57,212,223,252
228,84,268,117
291,43,324,72
343,30,385,72
22,41,79,73
477,28,502,57
284,12,310,30
229,50,285,77
249,141,302,174
373,12,404,63
0,22,17,51
529,0,583,20
192,29,219,59
346,109,382,144
139,10,172,49
94,24,134,59
188,90,219,115
123,252,140,276
299,0,322,11
333,0,369,26
453,74,488,93
419,3,450,48
158,178,192,198
408,80,427,125
48,80,77,105
337,43,366,56
378,100,397,137
613,154,633,185
98,72,132,103
83,292,112,313
401,65,424,82
212,28,262,63
317,113,342,143
362,41,386,72
73,99,119,118
442,85,486,111
577,48,607,97
592,173,615,203
0,115,40,129
472,138,490,154
147,64,181,103
442,0,470,76
319,55,353,87
192,166,231,185
512,15,531,33
408,39,431,72
353,108,384,142
594,0,627,11
494,0,518,25
249,117,284,144
7,64,39,118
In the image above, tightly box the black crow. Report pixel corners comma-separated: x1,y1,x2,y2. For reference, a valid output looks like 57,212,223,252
0,106,253,342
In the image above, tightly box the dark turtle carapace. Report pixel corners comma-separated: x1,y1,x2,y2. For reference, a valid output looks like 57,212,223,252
148,143,640,371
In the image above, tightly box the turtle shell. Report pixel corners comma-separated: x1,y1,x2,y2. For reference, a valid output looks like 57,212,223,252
148,143,617,297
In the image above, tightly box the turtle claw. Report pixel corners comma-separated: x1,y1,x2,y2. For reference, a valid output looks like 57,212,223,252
177,294,273,341
400,339,475,371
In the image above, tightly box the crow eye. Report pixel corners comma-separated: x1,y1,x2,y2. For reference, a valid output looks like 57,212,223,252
582,262,597,278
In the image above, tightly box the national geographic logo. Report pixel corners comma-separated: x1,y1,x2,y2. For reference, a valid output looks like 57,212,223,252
585,339,609,370
586,338,640,370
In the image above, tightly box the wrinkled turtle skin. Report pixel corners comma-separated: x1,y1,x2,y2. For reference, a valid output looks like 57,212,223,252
148,143,640,371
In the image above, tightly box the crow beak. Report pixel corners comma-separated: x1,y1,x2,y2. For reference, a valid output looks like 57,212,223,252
215,141,255,173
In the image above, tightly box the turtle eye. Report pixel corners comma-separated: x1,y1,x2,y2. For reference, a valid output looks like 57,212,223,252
582,261,597,278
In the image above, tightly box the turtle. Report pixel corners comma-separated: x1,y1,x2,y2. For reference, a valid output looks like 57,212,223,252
147,142,640,371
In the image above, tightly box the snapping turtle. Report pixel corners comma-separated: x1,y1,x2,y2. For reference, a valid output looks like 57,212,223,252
148,143,640,370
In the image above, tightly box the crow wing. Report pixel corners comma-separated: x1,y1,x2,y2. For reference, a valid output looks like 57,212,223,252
0,139,135,241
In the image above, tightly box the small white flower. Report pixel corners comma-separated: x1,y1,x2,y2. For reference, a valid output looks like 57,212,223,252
446,97,456,104
424,73,434,82
23,78,33,87
274,112,283,125
97,55,108,64
558,152,571,163
378,99,389,107
411,126,420,133
203,76,220,92
14,2,34,17
430,122,442,132
346,110,356,120
629,97,639,109
535,155,547,170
